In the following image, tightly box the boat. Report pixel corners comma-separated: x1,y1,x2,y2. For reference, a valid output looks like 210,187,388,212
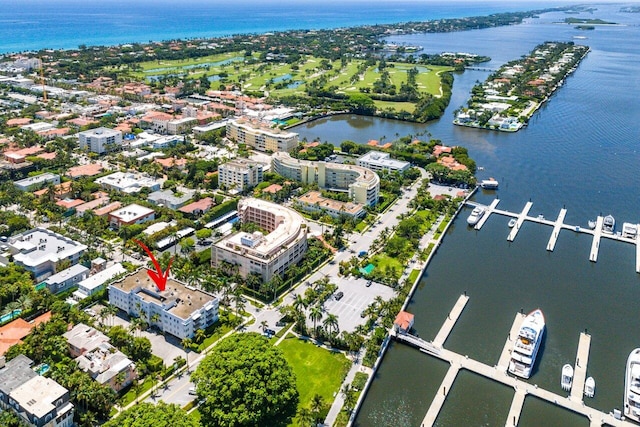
623,223,638,238
584,376,595,398
624,348,640,422
480,178,499,189
467,206,486,226
587,220,596,229
561,364,574,391
508,218,517,228
602,214,615,234
507,308,545,379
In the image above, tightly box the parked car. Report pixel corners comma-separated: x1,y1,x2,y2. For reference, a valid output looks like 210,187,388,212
366,280,372,287
188,387,196,395
334,291,344,301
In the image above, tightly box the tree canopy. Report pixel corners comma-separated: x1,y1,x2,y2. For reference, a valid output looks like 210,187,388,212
103,402,197,427
192,333,299,427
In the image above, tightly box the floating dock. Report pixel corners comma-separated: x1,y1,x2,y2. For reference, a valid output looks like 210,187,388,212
466,200,640,273
432,294,469,348
393,295,632,426
498,312,526,370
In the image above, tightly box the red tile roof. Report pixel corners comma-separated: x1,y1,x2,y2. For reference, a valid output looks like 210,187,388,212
0,311,51,356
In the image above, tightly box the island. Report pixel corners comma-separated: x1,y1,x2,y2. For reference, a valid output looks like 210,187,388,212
453,42,589,132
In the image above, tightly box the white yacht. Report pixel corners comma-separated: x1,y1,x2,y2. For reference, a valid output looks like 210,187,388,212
584,376,595,398
623,223,637,239
561,364,574,391
602,214,615,234
467,206,486,226
480,178,499,189
508,309,545,379
624,348,640,422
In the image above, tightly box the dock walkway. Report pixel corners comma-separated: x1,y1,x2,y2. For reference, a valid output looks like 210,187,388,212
433,294,469,348
498,313,526,370
393,295,633,426
464,200,640,273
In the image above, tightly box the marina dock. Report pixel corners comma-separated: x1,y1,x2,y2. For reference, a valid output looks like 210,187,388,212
432,294,469,348
498,312,526,370
393,295,632,426
465,200,640,272
571,333,591,402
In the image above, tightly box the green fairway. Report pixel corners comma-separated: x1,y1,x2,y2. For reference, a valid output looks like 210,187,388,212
278,335,351,411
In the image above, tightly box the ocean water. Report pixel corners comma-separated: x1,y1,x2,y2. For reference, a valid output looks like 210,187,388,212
1,0,565,54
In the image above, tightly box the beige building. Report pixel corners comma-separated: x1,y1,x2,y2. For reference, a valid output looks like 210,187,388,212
226,119,298,153
296,191,365,219
272,151,380,206
218,159,264,192
212,198,307,283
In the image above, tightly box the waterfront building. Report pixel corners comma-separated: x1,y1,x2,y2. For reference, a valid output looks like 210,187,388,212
108,269,219,340
95,171,162,194
77,127,123,154
212,198,307,283
167,117,197,135
2,228,86,282
272,151,380,206
108,204,155,229
356,151,410,173
296,191,365,219
63,324,137,392
226,118,298,153
218,159,264,192
13,173,60,192
0,355,74,427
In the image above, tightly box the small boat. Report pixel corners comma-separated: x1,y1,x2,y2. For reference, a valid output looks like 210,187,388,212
602,214,615,234
623,223,638,238
561,364,574,391
587,220,596,229
508,309,545,379
480,178,499,189
584,376,595,398
625,348,640,422
508,218,517,228
467,206,486,226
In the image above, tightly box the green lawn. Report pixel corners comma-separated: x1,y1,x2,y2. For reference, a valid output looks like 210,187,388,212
407,269,421,285
120,375,154,407
374,100,415,113
278,335,351,411
370,253,404,273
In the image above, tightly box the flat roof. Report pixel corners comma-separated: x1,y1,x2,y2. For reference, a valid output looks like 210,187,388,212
11,228,87,268
14,172,59,187
10,376,69,418
358,150,410,169
112,269,216,320
78,126,121,138
110,203,155,221
0,354,37,394
45,264,88,285
297,191,364,216
78,263,126,292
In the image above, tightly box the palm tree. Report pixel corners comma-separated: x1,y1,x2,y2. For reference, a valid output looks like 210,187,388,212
295,407,314,427
231,287,246,321
342,383,357,414
182,337,193,371
260,320,268,332
323,313,339,340
150,313,161,327
309,305,323,337
194,328,206,345
310,394,325,424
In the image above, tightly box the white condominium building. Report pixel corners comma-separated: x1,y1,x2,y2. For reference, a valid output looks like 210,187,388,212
218,159,264,191
226,118,298,153
109,269,219,340
356,150,410,173
78,127,123,154
212,198,307,283
272,151,380,206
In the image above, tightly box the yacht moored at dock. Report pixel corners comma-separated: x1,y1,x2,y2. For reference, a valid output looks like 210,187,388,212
561,364,574,391
624,348,640,422
467,206,486,226
623,223,638,238
508,308,545,379
584,376,595,398
602,214,615,234
480,178,499,189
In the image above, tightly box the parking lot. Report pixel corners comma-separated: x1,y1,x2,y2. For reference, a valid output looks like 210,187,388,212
320,277,395,333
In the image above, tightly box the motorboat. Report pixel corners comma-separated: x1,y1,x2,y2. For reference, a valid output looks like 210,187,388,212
508,218,517,228
602,214,615,234
624,348,640,422
467,206,486,226
584,376,595,398
587,220,596,229
480,178,499,189
508,309,545,379
623,223,638,239
561,364,574,391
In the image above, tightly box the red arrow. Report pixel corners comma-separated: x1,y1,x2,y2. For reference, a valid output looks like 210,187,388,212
133,239,173,291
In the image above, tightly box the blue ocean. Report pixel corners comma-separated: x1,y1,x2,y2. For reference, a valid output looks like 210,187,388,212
1,0,566,53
